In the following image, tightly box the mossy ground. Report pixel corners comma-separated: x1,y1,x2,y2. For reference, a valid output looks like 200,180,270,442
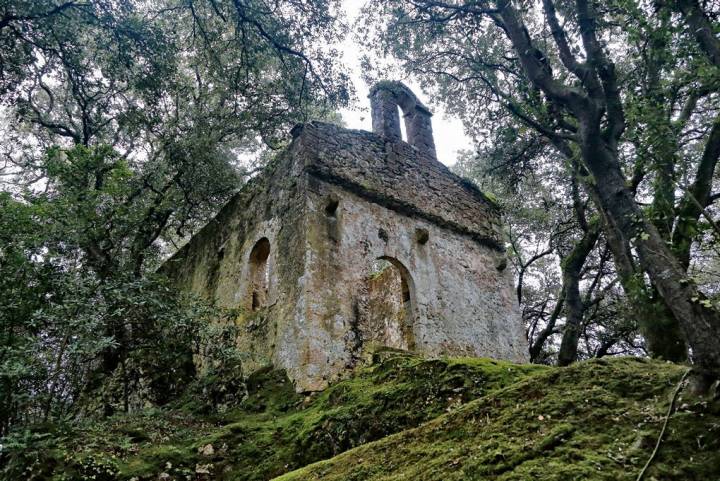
278,357,720,481
2,350,541,480
4,353,718,481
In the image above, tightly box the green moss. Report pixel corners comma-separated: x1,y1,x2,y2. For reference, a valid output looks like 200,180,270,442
2,351,537,480
278,357,719,481
5,354,716,481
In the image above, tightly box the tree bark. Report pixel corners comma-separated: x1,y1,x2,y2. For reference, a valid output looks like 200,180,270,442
493,0,717,370
589,188,688,361
673,0,720,67
558,222,599,366
580,127,720,371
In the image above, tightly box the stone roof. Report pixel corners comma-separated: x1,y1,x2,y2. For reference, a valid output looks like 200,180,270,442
290,121,505,251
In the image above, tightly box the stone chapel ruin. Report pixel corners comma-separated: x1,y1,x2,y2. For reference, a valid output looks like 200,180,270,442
164,81,528,391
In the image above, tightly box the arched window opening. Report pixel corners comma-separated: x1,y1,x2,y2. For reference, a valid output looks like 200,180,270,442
362,257,415,350
324,198,339,217
248,237,270,311
397,105,408,142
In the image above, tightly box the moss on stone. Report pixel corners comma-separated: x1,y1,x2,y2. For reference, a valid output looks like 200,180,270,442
278,357,720,481
4,354,717,481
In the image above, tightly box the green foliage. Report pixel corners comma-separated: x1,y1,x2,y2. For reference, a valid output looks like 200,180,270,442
1,0,352,437
0,149,243,432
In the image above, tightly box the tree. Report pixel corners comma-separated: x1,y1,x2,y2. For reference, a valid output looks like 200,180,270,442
457,133,641,365
0,0,352,430
1,0,350,263
363,0,720,374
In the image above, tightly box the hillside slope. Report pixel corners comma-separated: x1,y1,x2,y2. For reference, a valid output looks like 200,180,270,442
3,353,718,480
277,357,719,481
1,351,541,480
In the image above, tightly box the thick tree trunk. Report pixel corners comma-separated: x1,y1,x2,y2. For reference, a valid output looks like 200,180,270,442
580,128,720,371
588,184,688,361
493,0,717,371
643,288,689,361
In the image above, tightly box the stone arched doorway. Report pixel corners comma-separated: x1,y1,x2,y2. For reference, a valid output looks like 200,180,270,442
359,256,416,351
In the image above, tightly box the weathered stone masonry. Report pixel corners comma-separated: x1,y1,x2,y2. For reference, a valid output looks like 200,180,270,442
164,82,528,392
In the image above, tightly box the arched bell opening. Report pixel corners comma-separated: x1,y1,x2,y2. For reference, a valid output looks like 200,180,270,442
369,81,437,160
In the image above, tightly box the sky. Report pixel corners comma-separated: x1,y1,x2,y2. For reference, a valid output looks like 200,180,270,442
336,1,472,167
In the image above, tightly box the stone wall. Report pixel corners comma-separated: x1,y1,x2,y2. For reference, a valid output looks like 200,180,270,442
162,151,309,376
163,119,528,392
289,178,527,389
292,121,505,250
